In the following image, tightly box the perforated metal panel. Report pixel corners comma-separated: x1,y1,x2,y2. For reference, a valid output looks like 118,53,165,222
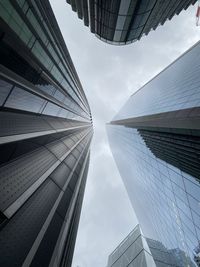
0,179,60,267
59,153,90,267
72,147,80,159
50,163,71,189
0,129,81,166
74,162,83,176
70,135,79,142
0,147,57,212
0,111,52,137
46,140,69,159
64,154,77,169
30,212,64,267
61,136,76,148
56,187,73,219
68,172,79,192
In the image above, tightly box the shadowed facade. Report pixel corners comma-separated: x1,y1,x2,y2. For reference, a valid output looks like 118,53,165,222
0,1,93,266
67,0,197,45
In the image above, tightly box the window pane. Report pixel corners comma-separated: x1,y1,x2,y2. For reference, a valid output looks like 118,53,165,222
5,87,45,113
0,79,12,106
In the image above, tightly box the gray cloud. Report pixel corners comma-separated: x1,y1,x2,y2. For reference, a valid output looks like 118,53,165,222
50,1,199,266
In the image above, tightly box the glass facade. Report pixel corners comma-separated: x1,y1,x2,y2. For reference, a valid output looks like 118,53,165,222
107,224,193,267
0,0,91,121
0,1,93,266
107,225,157,267
67,0,196,45
147,237,196,267
113,41,200,120
107,41,200,266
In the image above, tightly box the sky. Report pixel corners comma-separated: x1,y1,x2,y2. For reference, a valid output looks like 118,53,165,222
50,1,200,266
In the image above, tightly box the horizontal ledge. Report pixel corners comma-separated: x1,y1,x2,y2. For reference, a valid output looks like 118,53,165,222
2,130,92,218
0,125,90,145
110,107,200,131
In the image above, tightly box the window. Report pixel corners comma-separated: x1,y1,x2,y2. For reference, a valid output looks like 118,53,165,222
5,87,45,113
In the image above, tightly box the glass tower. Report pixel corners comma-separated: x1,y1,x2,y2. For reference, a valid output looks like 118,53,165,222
0,0,93,266
107,225,195,267
67,0,197,45
107,225,157,267
107,41,200,266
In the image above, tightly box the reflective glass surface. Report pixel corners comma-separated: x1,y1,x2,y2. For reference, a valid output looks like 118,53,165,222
5,87,46,113
0,79,12,106
0,0,91,121
107,124,200,266
0,76,88,123
108,40,200,266
107,224,192,267
67,0,195,45
107,225,157,267
114,41,200,120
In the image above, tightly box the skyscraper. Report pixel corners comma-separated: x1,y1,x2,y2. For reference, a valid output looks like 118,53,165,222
107,225,195,267
0,1,93,266
66,0,197,45
107,41,200,266
107,225,157,267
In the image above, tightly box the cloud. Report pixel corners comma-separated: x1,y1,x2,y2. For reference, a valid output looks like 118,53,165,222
50,1,199,266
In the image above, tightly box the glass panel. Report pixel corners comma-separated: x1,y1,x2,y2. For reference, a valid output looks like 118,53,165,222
42,102,60,117
5,87,45,113
113,42,200,120
0,79,12,106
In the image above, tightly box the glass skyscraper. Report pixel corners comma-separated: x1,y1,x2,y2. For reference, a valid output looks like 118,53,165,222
0,0,92,266
107,225,157,267
107,41,200,266
107,225,195,267
67,0,196,45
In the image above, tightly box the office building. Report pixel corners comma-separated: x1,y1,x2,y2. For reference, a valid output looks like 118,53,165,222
107,225,195,267
0,0,93,266
146,238,195,267
107,225,157,267
66,0,197,45
107,41,200,266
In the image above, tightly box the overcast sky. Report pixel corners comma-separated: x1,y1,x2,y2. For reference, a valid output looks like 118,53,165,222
50,1,199,266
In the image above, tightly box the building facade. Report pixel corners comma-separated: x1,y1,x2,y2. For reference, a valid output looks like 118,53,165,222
146,238,195,267
67,0,197,45
107,41,200,266
0,1,93,266
107,225,157,267
107,225,195,267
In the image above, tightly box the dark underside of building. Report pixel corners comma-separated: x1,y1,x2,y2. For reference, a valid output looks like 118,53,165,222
66,0,197,45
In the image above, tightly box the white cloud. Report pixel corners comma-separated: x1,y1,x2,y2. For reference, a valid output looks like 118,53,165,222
50,1,199,266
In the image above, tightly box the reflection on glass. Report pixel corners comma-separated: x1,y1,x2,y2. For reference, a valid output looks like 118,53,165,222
138,129,200,182
113,42,200,121
0,79,12,106
107,124,200,267
5,87,45,113
194,243,200,266
107,224,196,267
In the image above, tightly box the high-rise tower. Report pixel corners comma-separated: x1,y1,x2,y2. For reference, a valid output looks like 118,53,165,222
67,0,197,45
0,1,93,266
107,41,200,266
107,225,195,267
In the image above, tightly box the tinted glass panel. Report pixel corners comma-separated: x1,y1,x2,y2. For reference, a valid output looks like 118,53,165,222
5,87,45,113
0,79,12,106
